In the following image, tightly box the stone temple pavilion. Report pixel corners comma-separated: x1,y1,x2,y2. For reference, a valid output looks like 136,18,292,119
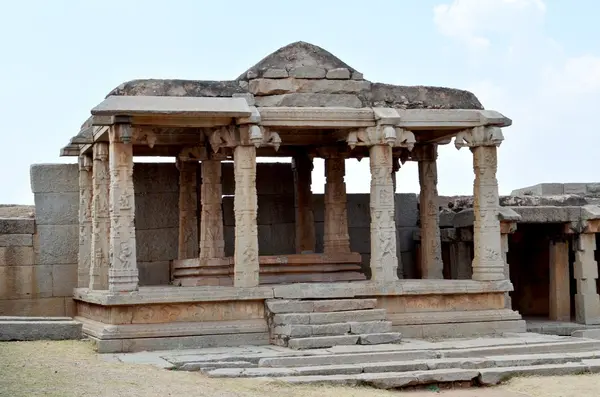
60,42,521,352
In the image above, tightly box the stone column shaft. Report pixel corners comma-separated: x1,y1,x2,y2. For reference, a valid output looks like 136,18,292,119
292,153,316,254
233,145,259,287
77,155,93,288
323,156,351,254
501,232,511,309
549,239,571,321
369,144,399,281
416,145,443,279
574,233,600,324
89,143,110,290
471,146,505,281
177,161,198,259
108,124,138,292
200,160,225,259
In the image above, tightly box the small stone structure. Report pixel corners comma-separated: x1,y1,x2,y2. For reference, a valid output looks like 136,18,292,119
3,42,525,351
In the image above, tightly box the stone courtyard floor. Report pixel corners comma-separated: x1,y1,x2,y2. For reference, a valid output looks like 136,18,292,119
2,340,600,397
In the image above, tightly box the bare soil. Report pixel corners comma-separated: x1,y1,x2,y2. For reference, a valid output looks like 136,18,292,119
0,340,597,397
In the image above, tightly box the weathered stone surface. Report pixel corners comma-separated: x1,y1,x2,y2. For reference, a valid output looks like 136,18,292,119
326,68,351,79
0,246,35,266
289,66,327,79
0,219,34,235
266,299,314,313
0,297,68,316
254,93,363,108
272,313,310,325
136,228,178,262
179,361,255,372
309,309,386,325
288,335,359,349
137,261,170,286
351,71,364,80
34,192,78,226
0,265,53,299
273,324,313,338
262,68,289,78
259,350,438,368
312,299,377,312
133,163,179,194
293,79,370,94
30,164,78,194
52,264,77,296
232,92,255,106
369,83,482,109
478,363,589,385
310,323,350,336
135,192,179,230
0,234,33,247
0,318,82,341
349,321,392,334
107,79,246,97
358,332,402,345
36,225,78,264
249,78,294,95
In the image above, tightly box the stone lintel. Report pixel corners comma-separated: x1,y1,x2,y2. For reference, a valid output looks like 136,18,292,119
258,107,376,128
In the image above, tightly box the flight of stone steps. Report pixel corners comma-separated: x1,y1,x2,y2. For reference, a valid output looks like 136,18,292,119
147,333,600,389
265,298,402,349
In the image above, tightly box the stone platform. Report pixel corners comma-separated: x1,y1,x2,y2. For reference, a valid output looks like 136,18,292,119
107,333,600,389
170,253,367,286
0,316,82,341
73,280,524,353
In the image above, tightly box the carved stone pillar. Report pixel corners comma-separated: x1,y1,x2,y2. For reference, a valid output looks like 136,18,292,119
177,160,198,260
415,145,443,279
323,154,351,254
233,144,259,287
574,233,600,324
500,221,517,309
89,143,110,290
391,156,400,193
369,144,399,281
77,155,93,288
455,126,505,281
292,152,316,254
200,159,225,259
549,238,571,321
108,124,138,292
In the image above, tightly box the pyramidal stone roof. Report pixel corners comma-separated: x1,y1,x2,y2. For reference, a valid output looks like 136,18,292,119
105,41,483,111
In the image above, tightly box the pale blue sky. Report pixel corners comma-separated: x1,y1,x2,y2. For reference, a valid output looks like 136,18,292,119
1,0,599,204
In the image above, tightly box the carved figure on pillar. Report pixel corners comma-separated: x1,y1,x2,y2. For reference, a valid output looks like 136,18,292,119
177,159,198,260
323,152,351,254
108,123,139,292
199,158,225,259
455,126,505,281
89,143,110,290
78,155,93,287
292,152,316,254
414,144,443,279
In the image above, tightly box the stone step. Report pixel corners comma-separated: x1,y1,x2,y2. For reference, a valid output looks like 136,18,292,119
266,299,378,314
0,318,82,341
272,321,393,338
288,335,359,349
207,351,600,376
478,361,600,385
272,309,386,326
258,340,600,368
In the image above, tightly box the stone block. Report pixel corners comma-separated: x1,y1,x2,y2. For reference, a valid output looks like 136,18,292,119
138,261,170,286
0,246,35,266
0,265,53,299
351,71,364,80
0,234,33,247
326,68,351,79
349,321,392,334
564,183,588,195
34,192,78,225
249,78,293,95
478,363,589,385
52,264,77,297
133,163,179,194
0,297,66,316
0,219,34,234
136,228,178,262
309,309,386,325
311,323,350,335
255,93,363,108
135,192,179,230
0,318,82,341
273,324,313,337
312,299,377,312
293,79,371,94
232,92,255,106
30,164,78,193
263,68,288,78
266,299,314,314
349,227,370,254
358,332,402,345
289,66,326,79
395,194,419,227
288,335,358,349
272,313,310,325
36,225,78,264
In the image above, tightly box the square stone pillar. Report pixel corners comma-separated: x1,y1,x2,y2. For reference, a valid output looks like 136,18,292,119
108,123,138,292
323,154,351,254
77,155,93,288
549,239,571,321
177,160,198,260
199,159,225,259
233,144,259,287
89,143,110,290
369,144,399,281
292,152,316,254
574,233,600,324
414,145,443,279
500,220,517,309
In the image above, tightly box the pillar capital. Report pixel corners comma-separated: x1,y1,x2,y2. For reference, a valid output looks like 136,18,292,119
346,127,416,150
207,125,282,152
78,154,92,172
455,126,504,150
411,144,438,162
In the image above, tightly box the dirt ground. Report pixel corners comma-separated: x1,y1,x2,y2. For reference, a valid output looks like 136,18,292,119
1,341,599,397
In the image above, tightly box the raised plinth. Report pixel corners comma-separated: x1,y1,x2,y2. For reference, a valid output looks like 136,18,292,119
170,253,367,286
